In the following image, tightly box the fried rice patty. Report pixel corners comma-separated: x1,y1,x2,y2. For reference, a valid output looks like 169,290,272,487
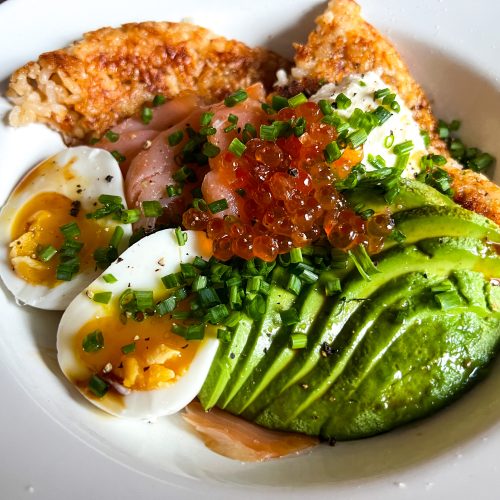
7,21,290,142
291,0,500,224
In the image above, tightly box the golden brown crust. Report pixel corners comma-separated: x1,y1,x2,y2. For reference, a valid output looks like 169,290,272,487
7,22,290,142
294,0,500,224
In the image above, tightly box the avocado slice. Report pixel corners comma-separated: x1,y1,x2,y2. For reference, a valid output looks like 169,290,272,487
226,283,328,415
198,313,253,410
345,178,454,214
216,266,297,408
253,237,500,432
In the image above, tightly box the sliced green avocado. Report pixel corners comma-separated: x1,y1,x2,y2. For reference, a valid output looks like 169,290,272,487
216,266,297,408
198,314,253,410
226,283,328,415
345,179,453,214
253,237,500,433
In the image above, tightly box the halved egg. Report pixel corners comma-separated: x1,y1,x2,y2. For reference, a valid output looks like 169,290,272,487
57,229,219,419
0,146,132,310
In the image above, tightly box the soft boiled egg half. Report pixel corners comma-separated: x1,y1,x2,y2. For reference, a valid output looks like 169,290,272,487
0,146,132,310
57,229,219,419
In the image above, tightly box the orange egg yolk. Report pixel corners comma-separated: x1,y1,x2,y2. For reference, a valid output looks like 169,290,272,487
74,312,200,391
9,192,112,287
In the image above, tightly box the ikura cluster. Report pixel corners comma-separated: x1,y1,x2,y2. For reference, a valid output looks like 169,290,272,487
183,101,394,261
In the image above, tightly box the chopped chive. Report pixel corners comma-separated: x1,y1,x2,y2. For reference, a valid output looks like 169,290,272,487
335,93,351,110
88,374,109,398
103,273,117,284
111,150,126,163
153,94,166,107
290,248,303,263
271,95,288,111
120,209,141,224
180,263,197,279
172,324,188,337
193,256,209,270
56,256,80,281
382,93,396,105
224,89,248,107
390,100,401,113
348,245,380,281
186,324,205,340
217,328,232,342
288,93,307,108
280,308,300,325
200,126,217,136
142,200,163,218
246,294,266,320
290,333,307,349
82,330,104,353
141,107,153,124
109,226,124,249
287,274,302,295
200,112,214,126
223,124,236,133
192,274,208,291
372,106,392,125
242,123,257,142
134,290,154,311
348,129,368,148
393,140,414,155
261,103,274,115
175,227,188,246
368,154,387,169
166,184,182,197
121,342,136,355
60,221,80,239
104,130,119,143
206,303,229,324
37,245,57,262
92,291,112,304
299,269,319,284
168,130,184,147
228,138,246,157
156,296,176,316
260,124,278,141
324,277,341,296
228,113,238,124
324,141,342,162
384,133,395,148
420,130,431,148
374,88,391,100
202,142,221,158
99,194,122,206
198,287,220,306
318,99,333,116
208,198,228,214
470,152,494,172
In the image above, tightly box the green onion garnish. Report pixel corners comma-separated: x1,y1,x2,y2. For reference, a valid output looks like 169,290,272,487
82,330,104,353
224,89,248,107
324,277,341,296
290,248,303,263
175,227,188,246
260,124,278,141
37,245,57,262
134,290,154,311
142,200,163,218
208,198,228,214
109,226,124,249
372,106,392,125
198,287,220,306
88,374,109,398
318,99,333,116
348,129,368,148
153,94,166,107
180,263,197,279
92,292,112,304
202,142,221,158
287,274,302,295
103,273,117,284
384,133,395,148
206,303,229,324
288,93,307,108
120,209,141,224
228,138,246,157
99,194,122,206
168,131,184,147
290,333,307,349
166,184,182,197
390,100,401,113
193,256,209,270
335,93,352,110
348,245,380,281
393,140,414,155
185,324,205,340
299,269,319,284
217,328,232,342
121,342,136,355
104,130,119,143
200,112,214,126
56,257,80,281
156,296,177,316
59,221,80,239
435,290,463,310
246,294,266,320
141,107,153,124
261,103,274,114
280,308,300,325
192,275,208,291
324,141,342,162
271,95,288,111
374,88,391,100
111,150,126,163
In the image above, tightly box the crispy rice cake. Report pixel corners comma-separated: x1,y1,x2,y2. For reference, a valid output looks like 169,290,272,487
291,0,500,224
6,22,290,142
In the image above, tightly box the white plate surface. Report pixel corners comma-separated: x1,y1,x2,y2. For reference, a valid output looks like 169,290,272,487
1,0,500,499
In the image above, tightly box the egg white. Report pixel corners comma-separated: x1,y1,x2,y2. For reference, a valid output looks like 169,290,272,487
57,228,219,419
0,146,132,310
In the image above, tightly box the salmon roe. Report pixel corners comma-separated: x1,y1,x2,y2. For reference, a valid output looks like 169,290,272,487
183,101,394,261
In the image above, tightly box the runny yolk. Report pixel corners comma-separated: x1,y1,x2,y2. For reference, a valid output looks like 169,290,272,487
9,192,111,287
74,312,200,392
